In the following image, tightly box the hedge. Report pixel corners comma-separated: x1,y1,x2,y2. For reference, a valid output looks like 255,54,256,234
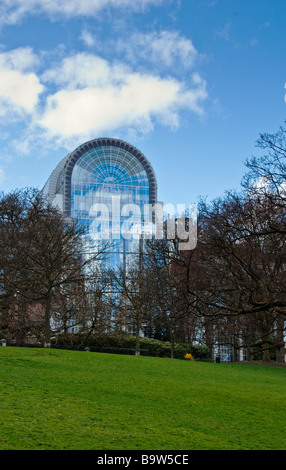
52,332,210,360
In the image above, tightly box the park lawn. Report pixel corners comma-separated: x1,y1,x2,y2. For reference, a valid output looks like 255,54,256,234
0,347,285,450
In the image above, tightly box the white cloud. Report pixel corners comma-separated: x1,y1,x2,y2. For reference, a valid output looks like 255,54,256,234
215,22,231,41
118,30,198,68
0,0,163,24
0,42,207,151
0,48,43,116
39,75,179,136
0,70,43,114
80,30,96,48
37,53,207,143
0,47,39,71
150,31,197,66
41,53,129,89
38,32,202,143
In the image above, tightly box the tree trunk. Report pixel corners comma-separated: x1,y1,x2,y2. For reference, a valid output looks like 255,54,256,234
276,314,285,363
276,345,285,363
135,317,140,356
233,347,238,362
44,290,52,348
262,344,271,362
170,330,175,359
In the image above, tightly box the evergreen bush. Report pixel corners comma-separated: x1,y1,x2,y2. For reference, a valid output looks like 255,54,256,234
52,333,210,360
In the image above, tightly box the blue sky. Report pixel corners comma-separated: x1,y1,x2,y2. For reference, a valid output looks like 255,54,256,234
0,0,285,206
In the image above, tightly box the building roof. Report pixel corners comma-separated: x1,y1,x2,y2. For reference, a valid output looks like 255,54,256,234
42,137,157,216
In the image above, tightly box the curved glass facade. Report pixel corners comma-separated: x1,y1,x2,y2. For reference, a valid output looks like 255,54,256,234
42,138,157,270
71,145,151,267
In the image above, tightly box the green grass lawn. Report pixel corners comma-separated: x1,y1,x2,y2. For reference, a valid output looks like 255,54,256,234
0,347,286,450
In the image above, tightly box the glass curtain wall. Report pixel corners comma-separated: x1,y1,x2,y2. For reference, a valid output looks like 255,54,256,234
71,145,150,269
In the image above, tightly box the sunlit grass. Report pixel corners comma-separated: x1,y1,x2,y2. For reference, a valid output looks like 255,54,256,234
0,347,285,450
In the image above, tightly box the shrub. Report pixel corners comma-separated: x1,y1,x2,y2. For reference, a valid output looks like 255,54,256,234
88,347,149,356
51,333,209,360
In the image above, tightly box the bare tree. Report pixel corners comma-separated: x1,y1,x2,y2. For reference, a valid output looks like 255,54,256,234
188,193,286,361
0,188,110,347
243,124,286,233
145,238,197,358
110,256,153,356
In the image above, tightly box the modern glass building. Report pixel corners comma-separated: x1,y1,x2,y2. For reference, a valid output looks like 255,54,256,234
42,137,157,269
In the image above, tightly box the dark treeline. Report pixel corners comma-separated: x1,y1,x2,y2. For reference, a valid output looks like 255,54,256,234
0,124,285,361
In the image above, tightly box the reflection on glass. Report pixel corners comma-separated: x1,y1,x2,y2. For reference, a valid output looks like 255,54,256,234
71,146,150,268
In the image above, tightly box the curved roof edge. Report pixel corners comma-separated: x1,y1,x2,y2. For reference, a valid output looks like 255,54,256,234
42,153,69,203
42,137,157,215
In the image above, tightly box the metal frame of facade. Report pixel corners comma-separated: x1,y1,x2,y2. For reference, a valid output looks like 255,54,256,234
42,138,157,217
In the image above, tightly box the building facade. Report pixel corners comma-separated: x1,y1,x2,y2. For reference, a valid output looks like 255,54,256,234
42,137,157,269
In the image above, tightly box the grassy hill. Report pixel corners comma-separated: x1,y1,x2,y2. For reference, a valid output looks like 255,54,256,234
0,347,286,450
